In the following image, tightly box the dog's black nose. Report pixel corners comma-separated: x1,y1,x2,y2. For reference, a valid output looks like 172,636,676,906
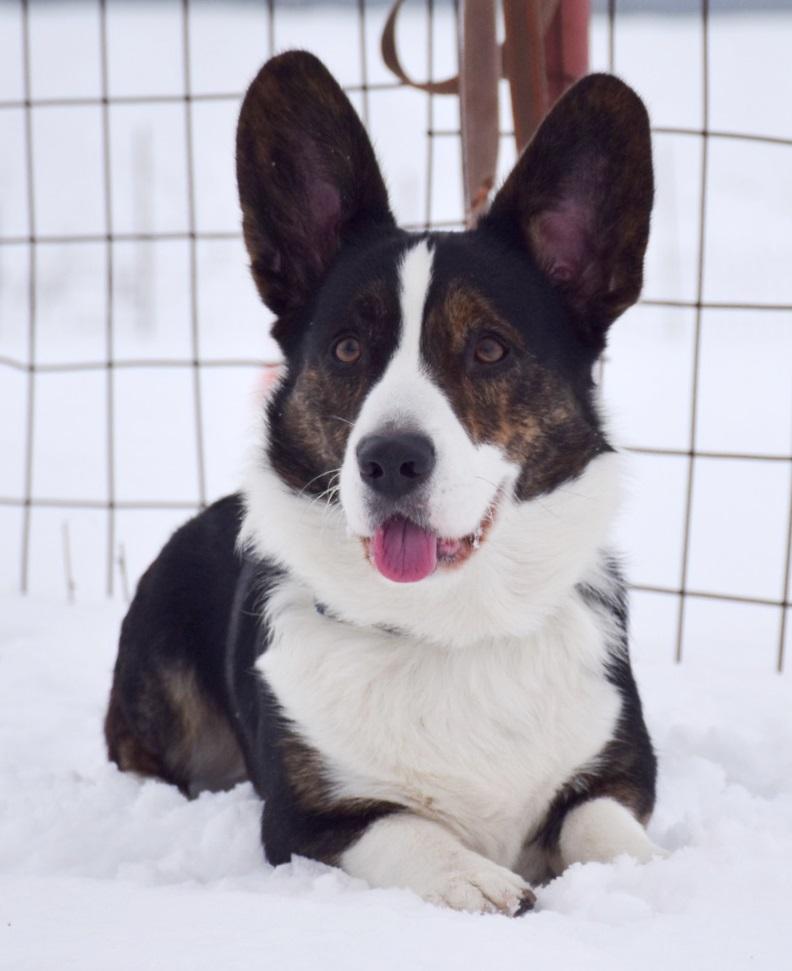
357,433,436,499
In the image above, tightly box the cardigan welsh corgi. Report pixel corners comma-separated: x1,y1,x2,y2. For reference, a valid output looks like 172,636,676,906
106,51,659,916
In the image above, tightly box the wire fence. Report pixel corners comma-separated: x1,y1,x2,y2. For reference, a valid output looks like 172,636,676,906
0,0,790,672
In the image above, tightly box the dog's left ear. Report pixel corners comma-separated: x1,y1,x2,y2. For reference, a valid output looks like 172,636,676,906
481,74,653,348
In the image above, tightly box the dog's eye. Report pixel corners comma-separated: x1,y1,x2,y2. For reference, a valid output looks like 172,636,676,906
333,336,362,365
474,335,508,365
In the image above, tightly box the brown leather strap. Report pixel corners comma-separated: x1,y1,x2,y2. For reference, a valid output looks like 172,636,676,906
458,1,500,225
544,0,589,105
380,0,459,95
380,0,588,224
504,0,547,153
380,0,500,226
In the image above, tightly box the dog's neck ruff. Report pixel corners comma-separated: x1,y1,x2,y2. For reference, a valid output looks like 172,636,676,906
239,433,622,650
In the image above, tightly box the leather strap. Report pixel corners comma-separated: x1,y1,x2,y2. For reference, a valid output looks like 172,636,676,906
381,0,459,95
380,0,588,226
458,0,500,225
504,0,548,153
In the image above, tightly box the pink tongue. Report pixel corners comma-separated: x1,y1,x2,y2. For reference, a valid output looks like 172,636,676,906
372,516,438,583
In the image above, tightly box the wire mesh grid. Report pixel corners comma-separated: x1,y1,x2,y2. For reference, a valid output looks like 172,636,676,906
0,0,790,671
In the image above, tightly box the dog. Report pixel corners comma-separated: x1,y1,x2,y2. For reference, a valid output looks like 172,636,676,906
105,50,658,916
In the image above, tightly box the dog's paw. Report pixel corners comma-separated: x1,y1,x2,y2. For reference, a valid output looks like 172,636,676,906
423,860,536,917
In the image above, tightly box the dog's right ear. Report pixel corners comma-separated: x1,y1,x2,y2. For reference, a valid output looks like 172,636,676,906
236,51,394,333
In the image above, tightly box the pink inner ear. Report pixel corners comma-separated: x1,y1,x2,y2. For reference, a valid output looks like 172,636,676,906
530,202,591,284
304,179,342,268
308,180,341,237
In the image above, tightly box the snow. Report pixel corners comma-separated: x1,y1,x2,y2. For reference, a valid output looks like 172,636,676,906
1,3,792,967
2,594,791,969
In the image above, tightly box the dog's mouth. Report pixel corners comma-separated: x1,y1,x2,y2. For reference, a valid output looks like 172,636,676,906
362,495,501,583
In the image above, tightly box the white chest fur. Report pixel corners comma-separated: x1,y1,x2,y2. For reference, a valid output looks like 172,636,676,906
258,578,622,870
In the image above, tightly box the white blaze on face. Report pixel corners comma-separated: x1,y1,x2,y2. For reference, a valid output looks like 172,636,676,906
338,239,518,540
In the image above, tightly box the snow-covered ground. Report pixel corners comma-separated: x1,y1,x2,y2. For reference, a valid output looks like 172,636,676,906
2,594,791,970
1,3,791,968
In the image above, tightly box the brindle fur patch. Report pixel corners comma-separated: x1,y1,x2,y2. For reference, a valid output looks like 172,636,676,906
280,733,392,818
161,666,247,796
268,276,402,496
105,663,246,797
105,680,175,784
278,365,356,486
423,280,606,500
278,732,399,865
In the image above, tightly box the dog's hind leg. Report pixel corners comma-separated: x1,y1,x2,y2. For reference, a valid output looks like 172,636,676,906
105,657,247,798
105,673,180,788
104,495,251,796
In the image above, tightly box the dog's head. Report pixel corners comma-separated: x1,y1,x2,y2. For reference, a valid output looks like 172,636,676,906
237,52,652,645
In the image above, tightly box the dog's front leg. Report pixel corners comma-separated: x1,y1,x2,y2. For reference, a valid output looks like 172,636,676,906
557,796,663,867
342,814,535,916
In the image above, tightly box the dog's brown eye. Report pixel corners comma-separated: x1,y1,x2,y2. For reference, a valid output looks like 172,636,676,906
474,336,507,365
334,336,362,364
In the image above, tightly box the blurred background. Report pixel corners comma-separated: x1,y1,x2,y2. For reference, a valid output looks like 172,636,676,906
1,0,790,672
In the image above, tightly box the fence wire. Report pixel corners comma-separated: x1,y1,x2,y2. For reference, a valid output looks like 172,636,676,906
0,0,790,672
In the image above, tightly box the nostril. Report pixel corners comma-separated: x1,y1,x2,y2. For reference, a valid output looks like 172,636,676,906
400,460,420,479
362,460,384,481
